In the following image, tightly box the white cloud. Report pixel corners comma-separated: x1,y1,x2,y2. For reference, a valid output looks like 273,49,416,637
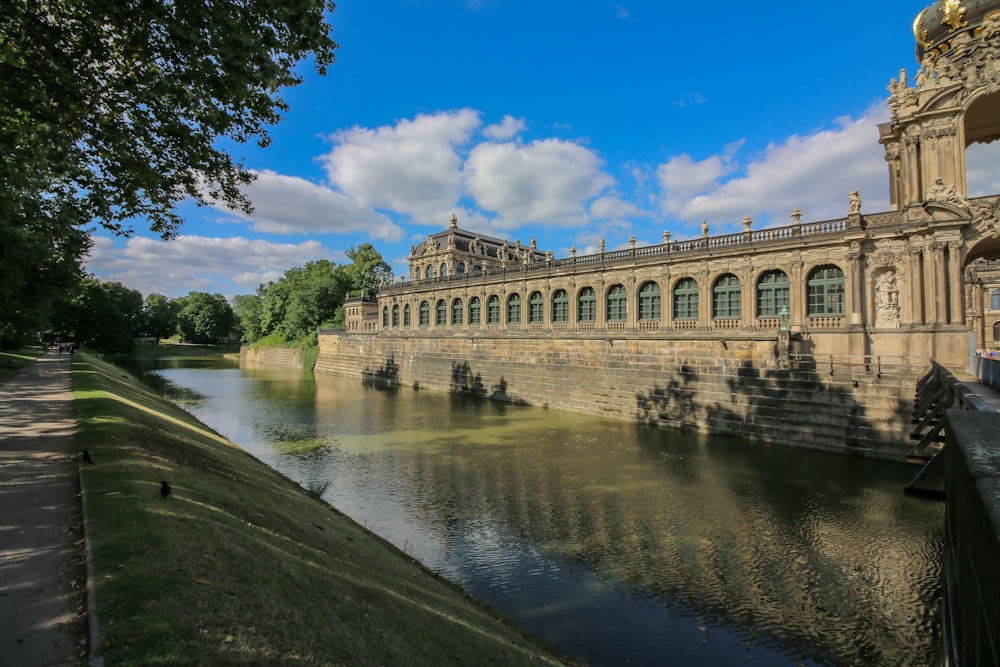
218,170,403,241
657,105,890,230
967,141,1000,197
321,109,482,224
483,115,527,141
613,5,629,19
589,195,646,221
84,235,336,299
464,138,615,228
676,92,706,107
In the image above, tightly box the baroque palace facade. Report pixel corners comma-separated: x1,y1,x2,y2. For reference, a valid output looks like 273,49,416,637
362,1,1000,371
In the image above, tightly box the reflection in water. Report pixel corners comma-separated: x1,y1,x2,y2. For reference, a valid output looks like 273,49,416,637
149,361,943,667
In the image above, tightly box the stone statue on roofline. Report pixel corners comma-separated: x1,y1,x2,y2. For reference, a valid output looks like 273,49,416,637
925,177,967,208
849,190,862,215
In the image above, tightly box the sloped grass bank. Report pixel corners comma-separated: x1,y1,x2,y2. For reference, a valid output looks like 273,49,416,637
73,352,569,666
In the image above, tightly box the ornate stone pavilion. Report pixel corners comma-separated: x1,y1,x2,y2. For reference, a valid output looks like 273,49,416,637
361,1,1000,370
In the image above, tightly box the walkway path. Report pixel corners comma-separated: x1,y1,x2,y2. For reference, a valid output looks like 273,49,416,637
0,350,87,666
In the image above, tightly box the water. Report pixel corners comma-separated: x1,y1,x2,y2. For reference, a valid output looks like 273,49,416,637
138,357,944,666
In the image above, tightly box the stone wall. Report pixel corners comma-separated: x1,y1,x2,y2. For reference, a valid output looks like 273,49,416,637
942,410,1000,667
240,345,303,369
315,332,922,458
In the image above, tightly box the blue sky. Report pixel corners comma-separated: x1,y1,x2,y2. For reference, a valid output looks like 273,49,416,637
85,0,1000,299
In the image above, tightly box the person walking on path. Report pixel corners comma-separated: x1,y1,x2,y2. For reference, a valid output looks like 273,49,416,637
0,350,88,666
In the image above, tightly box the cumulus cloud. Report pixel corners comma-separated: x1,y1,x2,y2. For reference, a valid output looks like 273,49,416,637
613,5,629,19
84,235,336,299
218,170,404,241
657,104,890,230
465,138,615,228
483,115,527,141
967,142,1000,197
321,109,481,224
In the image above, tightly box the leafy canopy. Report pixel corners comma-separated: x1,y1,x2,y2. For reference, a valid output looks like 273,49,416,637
1,0,337,238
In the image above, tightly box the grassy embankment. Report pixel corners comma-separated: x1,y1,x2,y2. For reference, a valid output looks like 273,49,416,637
73,349,570,666
0,344,45,383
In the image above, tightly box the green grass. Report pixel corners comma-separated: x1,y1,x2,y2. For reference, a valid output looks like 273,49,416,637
73,352,571,666
0,344,45,384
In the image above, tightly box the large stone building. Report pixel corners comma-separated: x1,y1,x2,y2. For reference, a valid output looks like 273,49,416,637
325,1,1000,453
361,1,1000,370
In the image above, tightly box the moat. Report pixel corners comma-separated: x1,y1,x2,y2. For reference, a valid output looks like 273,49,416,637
140,357,944,666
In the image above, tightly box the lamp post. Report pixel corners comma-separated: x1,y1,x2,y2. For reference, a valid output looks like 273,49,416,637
779,305,790,332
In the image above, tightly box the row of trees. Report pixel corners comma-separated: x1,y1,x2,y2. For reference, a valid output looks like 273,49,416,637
233,244,391,345
46,282,235,354
1,1,336,349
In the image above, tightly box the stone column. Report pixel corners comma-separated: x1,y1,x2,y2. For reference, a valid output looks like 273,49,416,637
910,248,926,324
949,242,964,325
848,249,864,327
931,241,948,325
903,131,922,207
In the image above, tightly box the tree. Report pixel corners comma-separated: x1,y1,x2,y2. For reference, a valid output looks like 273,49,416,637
176,292,234,345
345,244,392,299
142,293,179,341
2,0,337,239
231,293,263,343
50,278,143,354
263,260,350,341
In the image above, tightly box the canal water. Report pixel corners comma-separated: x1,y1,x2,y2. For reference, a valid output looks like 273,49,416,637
140,357,943,666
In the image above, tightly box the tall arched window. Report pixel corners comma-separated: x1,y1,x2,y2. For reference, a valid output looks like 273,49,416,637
507,293,522,324
457,262,466,275
487,295,501,324
607,284,627,321
578,287,597,322
469,297,481,325
452,298,464,325
638,281,661,321
382,306,389,327
403,304,411,327
992,288,1000,311
994,321,1000,341
552,289,569,323
713,274,742,318
807,265,846,315
424,266,433,280
529,291,544,323
439,263,448,277
673,278,699,320
419,301,430,326
391,304,399,327
436,299,447,325
757,270,790,317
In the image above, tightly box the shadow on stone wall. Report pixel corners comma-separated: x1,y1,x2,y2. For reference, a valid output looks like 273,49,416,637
636,359,908,453
362,354,400,390
451,361,486,396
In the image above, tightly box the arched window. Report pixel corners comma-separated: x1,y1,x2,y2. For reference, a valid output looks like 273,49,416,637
578,287,597,322
457,262,466,275
807,265,846,315
507,293,522,324
403,304,411,327
638,281,661,321
419,301,430,326
472,265,482,273
436,299,447,326
552,289,569,323
391,304,399,327
994,321,1000,341
673,278,699,319
452,298,464,325
424,265,433,280
487,295,501,324
757,270,790,317
469,297,482,324
439,263,448,277
607,284,627,321
992,288,1000,311
713,274,742,318
382,306,389,327
529,291,544,323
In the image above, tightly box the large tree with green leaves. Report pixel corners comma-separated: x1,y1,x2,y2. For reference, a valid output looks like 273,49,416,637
1,1,336,339
345,244,393,299
175,292,234,345
50,279,144,354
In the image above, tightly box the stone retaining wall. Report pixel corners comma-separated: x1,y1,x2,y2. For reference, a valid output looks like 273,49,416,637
240,345,303,369
314,333,921,458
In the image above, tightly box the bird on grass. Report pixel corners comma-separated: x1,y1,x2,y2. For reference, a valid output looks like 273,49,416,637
82,450,93,464
160,480,172,498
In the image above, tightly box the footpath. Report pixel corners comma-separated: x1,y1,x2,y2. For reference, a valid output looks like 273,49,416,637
0,350,88,666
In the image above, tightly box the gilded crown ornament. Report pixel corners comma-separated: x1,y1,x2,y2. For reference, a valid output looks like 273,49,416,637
941,0,968,31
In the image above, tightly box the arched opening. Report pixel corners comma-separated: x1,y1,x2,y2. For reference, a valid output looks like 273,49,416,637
964,93,1000,197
